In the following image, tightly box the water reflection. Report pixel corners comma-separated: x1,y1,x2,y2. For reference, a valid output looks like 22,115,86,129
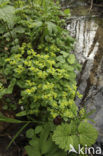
67,15,103,140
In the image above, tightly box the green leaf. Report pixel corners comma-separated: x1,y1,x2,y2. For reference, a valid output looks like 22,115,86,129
60,51,69,58
35,126,43,134
0,113,23,123
16,110,38,117
68,72,76,82
25,146,41,156
26,128,35,138
25,131,40,155
14,26,25,33
71,135,79,151
11,45,20,53
26,124,53,155
56,56,65,63
40,124,50,147
0,25,6,34
7,122,30,149
25,124,66,156
62,64,74,71
0,0,10,7
0,78,16,99
46,150,66,156
29,137,40,149
67,54,76,64
66,36,75,43
32,21,43,29
0,5,16,28
41,139,53,154
78,121,98,146
64,9,70,15
52,123,74,151
46,22,58,34
16,111,27,117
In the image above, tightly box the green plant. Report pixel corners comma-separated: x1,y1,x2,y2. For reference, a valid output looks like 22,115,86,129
0,0,98,155
52,120,98,151
25,123,66,156
3,43,79,120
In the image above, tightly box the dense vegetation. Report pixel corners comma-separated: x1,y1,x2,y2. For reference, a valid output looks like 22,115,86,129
0,0,98,156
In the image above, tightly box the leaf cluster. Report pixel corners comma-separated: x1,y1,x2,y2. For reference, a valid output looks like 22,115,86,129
0,0,98,155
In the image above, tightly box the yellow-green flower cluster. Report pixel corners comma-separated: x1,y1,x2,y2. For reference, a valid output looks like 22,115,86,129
49,97,78,120
50,45,60,53
0,83,4,90
79,108,85,117
77,91,83,99
22,87,37,95
3,43,79,120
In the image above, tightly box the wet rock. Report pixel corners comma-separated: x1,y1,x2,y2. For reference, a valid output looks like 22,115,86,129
67,3,103,143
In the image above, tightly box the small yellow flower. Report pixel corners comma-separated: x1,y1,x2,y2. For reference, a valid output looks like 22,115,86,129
10,60,16,65
77,91,83,99
79,108,85,117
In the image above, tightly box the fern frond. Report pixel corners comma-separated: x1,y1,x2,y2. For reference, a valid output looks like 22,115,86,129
0,5,16,28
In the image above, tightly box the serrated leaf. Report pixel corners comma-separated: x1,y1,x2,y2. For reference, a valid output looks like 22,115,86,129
78,121,98,146
52,123,74,151
71,135,79,151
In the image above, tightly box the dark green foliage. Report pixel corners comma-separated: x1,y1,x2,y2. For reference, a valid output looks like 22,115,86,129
0,0,98,155
25,124,66,156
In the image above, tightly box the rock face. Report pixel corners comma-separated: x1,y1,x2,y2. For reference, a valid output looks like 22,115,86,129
67,2,103,146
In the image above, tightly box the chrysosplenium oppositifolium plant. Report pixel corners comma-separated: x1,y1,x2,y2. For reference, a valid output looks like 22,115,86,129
0,0,98,155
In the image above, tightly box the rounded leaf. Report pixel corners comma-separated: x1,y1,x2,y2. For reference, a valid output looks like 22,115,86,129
78,121,98,146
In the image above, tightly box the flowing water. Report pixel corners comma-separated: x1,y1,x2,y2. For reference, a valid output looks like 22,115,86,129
65,0,103,149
